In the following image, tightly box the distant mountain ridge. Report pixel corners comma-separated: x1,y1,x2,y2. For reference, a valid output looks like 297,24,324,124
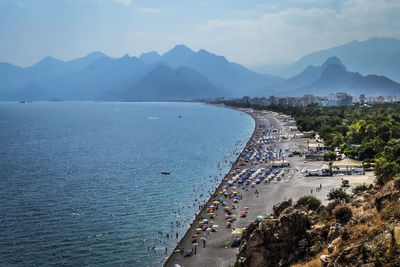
266,56,400,97
102,65,226,101
139,45,283,96
0,52,107,89
260,37,400,82
0,45,282,101
1,39,400,101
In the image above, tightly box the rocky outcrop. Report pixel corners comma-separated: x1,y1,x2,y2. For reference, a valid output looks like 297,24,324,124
234,180,400,267
235,208,324,267
273,199,292,217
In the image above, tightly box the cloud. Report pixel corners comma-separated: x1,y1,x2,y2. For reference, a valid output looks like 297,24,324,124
114,0,132,6
17,2,25,8
177,0,400,65
137,8,161,14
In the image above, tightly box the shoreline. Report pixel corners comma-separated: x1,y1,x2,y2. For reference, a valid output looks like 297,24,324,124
163,104,360,267
163,104,258,266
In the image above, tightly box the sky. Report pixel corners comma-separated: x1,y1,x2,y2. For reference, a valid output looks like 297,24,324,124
1,0,400,67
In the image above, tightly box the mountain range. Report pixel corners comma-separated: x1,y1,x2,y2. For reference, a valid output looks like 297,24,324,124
1,37,400,101
0,45,281,101
267,57,400,97
255,37,400,83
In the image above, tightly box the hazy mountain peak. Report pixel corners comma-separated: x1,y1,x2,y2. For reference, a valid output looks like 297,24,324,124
85,51,107,59
139,51,161,64
322,56,342,67
198,49,211,55
321,62,347,76
36,56,63,66
163,44,195,58
162,44,196,68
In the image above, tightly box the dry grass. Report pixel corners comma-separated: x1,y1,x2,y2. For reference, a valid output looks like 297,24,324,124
381,200,400,221
291,249,328,267
292,182,399,267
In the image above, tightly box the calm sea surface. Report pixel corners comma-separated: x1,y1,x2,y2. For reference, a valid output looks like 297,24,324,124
0,102,254,266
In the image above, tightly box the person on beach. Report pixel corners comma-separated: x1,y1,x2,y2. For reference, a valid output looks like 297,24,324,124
202,239,206,248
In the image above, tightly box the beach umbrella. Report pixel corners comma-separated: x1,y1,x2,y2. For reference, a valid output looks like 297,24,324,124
212,225,218,228
209,212,215,215
256,216,264,220
206,228,212,231
193,242,199,246
195,228,202,231
201,237,207,241
174,264,182,267
244,207,249,210
219,198,223,201
184,249,192,253
192,234,198,238
213,201,219,204
210,205,215,208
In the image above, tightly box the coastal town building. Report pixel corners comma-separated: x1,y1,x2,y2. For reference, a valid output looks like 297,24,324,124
216,93,399,108
328,92,353,106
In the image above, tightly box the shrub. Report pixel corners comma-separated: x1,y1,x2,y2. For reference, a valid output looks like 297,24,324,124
327,188,351,203
326,201,340,215
296,196,321,211
323,152,337,161
352,183,372,195
334,206,353,224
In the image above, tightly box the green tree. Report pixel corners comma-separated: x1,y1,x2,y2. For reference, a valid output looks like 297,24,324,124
374,157,400,185
324,152,337,161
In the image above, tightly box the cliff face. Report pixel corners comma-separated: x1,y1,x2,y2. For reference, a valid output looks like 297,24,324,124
234,181,400,267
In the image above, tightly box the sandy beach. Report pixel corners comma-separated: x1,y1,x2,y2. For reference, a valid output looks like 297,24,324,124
164,106,372,267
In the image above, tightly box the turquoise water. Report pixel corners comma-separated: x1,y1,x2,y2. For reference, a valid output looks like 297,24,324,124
0,102,254,266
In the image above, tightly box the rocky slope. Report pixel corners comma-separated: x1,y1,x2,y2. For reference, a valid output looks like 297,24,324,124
234,180,400,267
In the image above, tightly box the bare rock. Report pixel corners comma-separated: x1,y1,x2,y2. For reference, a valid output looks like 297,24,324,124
320,254,333,267
394,226,400,246
273,199,292,218
327,237,341,254
235,210,314,267
327,223,341,243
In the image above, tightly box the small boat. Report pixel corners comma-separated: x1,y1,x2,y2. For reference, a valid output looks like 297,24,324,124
161,171,170,175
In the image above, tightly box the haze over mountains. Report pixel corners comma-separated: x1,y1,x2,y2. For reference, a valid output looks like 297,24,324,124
1,37,400,101
255,37,400,82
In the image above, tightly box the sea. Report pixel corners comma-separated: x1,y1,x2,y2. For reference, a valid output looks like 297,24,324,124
0,102,254,266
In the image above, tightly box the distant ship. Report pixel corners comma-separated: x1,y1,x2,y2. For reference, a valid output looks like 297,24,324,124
161,171,170,175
